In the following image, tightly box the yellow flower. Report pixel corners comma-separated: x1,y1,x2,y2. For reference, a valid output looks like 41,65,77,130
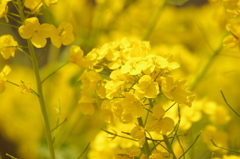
105,80,125,99
0,35,18,59
18,17,54,48
146,117,175,135
101,100,114,123
130,125,145,146
50,22,74,48
19,81,32,94
69,45,88,69
223,24,240,48
24,0,58,13
122,92,144,118
0,65,11,94
222,0,240,16
0,0,10,22
24,0,42,13
42,0,58,7
121,58,143,75
161,75,195,107
78,92,95,115
78,70,102,91
152,105,166,120
134,75,159,98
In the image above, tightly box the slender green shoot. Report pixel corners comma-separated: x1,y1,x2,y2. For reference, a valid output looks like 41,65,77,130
220,90,240,117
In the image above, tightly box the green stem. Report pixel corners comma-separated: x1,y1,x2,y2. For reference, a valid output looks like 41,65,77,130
163,135,177,159
138,117,151,158
42,62,69,83
142,0,166,40
16,0,56,158
220,90,240,117
189,42,223,91
27,39,56,159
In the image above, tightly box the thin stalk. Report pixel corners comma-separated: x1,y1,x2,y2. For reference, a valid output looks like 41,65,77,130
6,80,39,96
188,41,223,91
76,142,91,159
27,39,56,159
163,135,177,159
178,131,202,159
16,0,56,158
138,117,151,158
142,0,166,40
210,139,240,154
0,22,19,28
220,90,240,117
42,62,69,83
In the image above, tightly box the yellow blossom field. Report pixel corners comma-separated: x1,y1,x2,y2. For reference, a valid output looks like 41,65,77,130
0,0,240,159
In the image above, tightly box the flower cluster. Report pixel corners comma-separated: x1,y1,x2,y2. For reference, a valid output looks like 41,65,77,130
18,17,74,48
222,0,240,49
71,38,195,157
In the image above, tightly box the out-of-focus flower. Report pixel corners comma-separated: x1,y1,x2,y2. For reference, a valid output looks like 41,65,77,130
0,65,11,94
69,45,88,68
130,125,145,146
43,0,58,7
0,35,18,59
223,24,240,48
50,22,74,48
78,92,95,115
146,117,175,135
18,17,54,48
24,0,58,13
222,0,240,16
19,81,32,95
160,75,195,107
0,0,10,22
121,92,144,118
202,125,228,152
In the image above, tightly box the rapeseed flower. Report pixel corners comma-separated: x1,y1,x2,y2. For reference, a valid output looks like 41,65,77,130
78,92,95,115
160,75,195,107
0,65,11,94
0,0,10,22
50,22,74,48
24,0,58,13
43,0,58,7
69,45,87,69
121,92,144,118
130,125,145,146
134,75,159,98
78,70,102,91
223,24,240,48
18,17,54,48
146,117,175,135
19,81,32,94
0,35,18,59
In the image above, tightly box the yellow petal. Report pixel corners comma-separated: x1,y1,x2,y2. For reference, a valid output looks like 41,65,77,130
31,34,47,48
38,23,54,37
152,105,165,119
18,25,34,39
